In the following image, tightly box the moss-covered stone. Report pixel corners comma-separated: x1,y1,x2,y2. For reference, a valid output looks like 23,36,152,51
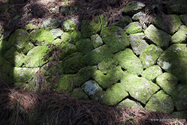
117,98,144,110
100,26,129,53
82,80,103,101
30,29,54,45
180,14,187,26
75,39,93,55
59,43,77,60
100,83,128,105
121,72,160,104
114,48,143,75
98,58,118,73
62,52,85,74
142,65,162,81
171,25,187,43
156,73,178,95
144,25,171,47
128,33,148,55
61,32,71,43
171,83,187,111
84,45,113,65
91,34,103,48
145,90,174,114
71,88,89,100
13,67,39,83
92,66,125,89
62,19,76,32
50,28,63,39
70,31,82,43
140,44,163,68
123,1,145,14
25,23,38,31
9,29,33,54
157,44,187,83
153,15,182,34
81,14,108,38
125,22,143,34
41,17,61,29
25,46,50,68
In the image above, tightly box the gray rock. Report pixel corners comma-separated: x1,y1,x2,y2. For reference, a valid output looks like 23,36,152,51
144,25,171,47
124,22,143,34
50,28,64,39
91,34,103,48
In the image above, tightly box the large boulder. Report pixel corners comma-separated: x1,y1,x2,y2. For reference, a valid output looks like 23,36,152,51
100,26,129,53
157,44,187,83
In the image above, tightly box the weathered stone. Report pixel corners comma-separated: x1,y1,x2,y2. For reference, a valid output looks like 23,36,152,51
81,14,108,38
61,32,71,43
71,88,89,100
142,65,162,81
13,67,39,83
114,48,143,75
111,16,132,28
140,44,163,68
98,58,118,73
171,25,187,43
128,33,148,55
153,15,182,34
145,90,174,114
167,0,187,14
62,19,76,32
84,45,113,65
124,22,143,34
82,80,103,101
9,29,33,54
100,83,128,106
180,14,187,26
91,34,103,48
144,25,171,47
62,52,85,74
121,72,160,104
25,46,50,68
30,29,54,45
157,44,187,83
92,66,125,89
100,26,129,53
59,43,77,60
75,39,93,55
156,73,178,95
171,83,187,110
123,1,145,14
50,28,63,39
55,74,75,94
41,17,61,29
117,98,144,110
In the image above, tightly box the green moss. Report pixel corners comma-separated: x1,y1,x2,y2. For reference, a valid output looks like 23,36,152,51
75,39,93,55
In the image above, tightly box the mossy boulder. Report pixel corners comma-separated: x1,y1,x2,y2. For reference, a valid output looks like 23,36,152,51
84,45,113,65
128,33,148,55
156,73,178,95
145,90,174,114
100,83,128,106
98,58,118,73
71,88,89,100
61,32,71,43
144,25,171,47
25,46,50,68
121,72,160,104
13,67,39,83
153,15,182,34
91,34,103,48
142,65,162,81
59,43,77,60
123,1,145,14
157,44,187,83
82,80,103,101
114,48,143,75
171,25,187,43
117,98,144,110
70,31,82,44
171,83,187,110
50,28,64,39
61,52,85,74
100,26,129,53
9,29,34,54
92,66,126,89
30,29,54,45
81,14,108,38
140,44,163,68
41,17,61,29
62,19,76,32
124,22,143,34
75,39,93,55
